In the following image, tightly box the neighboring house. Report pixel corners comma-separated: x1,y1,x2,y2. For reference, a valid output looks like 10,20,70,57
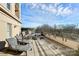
0,3,21,41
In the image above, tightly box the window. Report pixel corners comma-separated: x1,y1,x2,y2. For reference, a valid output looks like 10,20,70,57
7,23,12,38
6,3,10,10
15,3,19,18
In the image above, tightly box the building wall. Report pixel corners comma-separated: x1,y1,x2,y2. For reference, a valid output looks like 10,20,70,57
0,3,21,42
45,34,79,50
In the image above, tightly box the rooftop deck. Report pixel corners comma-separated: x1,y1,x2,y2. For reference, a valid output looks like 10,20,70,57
0,36,73,56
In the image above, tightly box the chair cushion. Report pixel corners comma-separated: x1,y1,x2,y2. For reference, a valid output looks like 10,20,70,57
16,44,32,51
6,38,18,48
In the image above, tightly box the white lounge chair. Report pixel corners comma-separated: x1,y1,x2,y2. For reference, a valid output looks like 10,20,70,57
6,38,32,52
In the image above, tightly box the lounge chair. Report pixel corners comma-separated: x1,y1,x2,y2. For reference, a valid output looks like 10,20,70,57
15,34,30,44
6,38,32,51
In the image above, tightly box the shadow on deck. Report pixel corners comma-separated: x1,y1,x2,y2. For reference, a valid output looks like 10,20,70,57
0,47,23,55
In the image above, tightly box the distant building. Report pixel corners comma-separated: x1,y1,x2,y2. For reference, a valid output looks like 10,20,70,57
21,28,34,35
0,3,21,41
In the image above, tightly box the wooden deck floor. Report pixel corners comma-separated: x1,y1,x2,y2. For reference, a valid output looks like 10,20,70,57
0,38,73,56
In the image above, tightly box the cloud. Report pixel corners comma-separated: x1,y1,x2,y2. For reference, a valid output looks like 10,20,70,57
30,3,37,9
41,4,47,10
46,4,57,14
62,7,72,16
29,3,73,17
56,4,72,16
56,5,64,16
54,3,61,7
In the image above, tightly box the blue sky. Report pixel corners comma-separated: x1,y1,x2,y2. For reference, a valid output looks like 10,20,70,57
21,3,79,28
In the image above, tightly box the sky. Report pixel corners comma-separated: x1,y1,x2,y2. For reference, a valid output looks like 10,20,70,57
21,3,79,28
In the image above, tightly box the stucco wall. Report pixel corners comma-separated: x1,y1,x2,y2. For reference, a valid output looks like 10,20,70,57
0,20,7,41
45,34,79,50
0,11,21,41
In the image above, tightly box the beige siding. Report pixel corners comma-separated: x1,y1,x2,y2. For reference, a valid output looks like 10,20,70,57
0,20,7,41
0,11,21,41
0,3,21,46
